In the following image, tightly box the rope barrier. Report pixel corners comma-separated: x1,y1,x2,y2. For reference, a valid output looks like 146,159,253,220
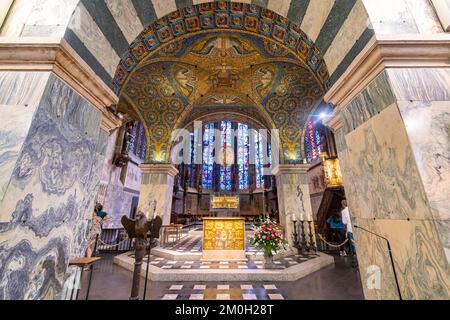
97,236,131,248
317,234,351,248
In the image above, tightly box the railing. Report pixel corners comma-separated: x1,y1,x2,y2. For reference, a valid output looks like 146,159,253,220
316,232,350,255
97,228,133,253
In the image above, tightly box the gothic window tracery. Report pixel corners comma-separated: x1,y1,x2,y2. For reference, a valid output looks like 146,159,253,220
198,121,268,192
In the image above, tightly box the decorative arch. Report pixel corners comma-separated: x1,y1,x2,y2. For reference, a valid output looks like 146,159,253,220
61,1,374,164
112,2,330,96
63,0,374,98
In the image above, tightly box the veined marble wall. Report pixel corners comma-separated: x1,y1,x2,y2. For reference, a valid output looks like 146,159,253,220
0,72,107,300
336,70,450,300
96,129,141,228
388,68,450,265
138,165,178,225
307,164,327,218
0,72,51,204
274,165,316,248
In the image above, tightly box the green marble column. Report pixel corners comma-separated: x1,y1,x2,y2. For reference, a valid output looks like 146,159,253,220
333,68,450,300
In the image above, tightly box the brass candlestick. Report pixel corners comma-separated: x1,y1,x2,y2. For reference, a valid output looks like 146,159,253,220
300,220,309,253
292,220,300,254
307,220,317,253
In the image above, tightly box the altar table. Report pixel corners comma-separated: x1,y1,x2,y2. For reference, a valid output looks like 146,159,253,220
202,217,246,261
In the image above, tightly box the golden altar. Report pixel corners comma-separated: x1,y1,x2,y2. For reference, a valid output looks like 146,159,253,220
210,195,240,211
202,217,246,261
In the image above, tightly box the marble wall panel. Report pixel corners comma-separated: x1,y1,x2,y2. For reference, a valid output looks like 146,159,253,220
344,103,432,221
334,127,348,153
139,172,175,225
276,171,314,247
0,0,14,29
102,184,135,228
100,129,119,185
404,0,443,33
267,0,291,17
341,71,396,136
0,72,50,106
104,0,143,43
21,0,79,37
337,66,450,299
387,68,450,102
93,128,143,230
0,74,106,300
152,0,177,18
324,0,370,75
362,0,419,34
0,0,35,37
397,100,450,263
67,2,120,78
39,75,102,139
354,217,450,299
398,101,450,221
0,72,50,209
352,217,399,300
0,105,35,203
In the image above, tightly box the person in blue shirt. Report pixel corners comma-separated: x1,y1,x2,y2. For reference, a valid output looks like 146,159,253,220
327,209,347,256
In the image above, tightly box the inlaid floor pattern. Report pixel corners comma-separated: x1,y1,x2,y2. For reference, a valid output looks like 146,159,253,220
160,284,285,300
127,252,320,270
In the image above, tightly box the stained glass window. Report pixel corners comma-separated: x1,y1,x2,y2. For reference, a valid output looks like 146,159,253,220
305,120,323,163
188,134,197,188
255,131,264,189
220,121,233,191
199,121,270,191
202,123,215,189
128,122,137,155
127,121,147,161
237,123,249,190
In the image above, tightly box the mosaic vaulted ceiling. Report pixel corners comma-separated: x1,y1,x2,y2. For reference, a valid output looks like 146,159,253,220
113,2,329,95
119,13,325,163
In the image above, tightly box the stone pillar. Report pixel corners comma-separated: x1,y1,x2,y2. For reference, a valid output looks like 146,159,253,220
328,67,450,299
138,164,179,225
272,165,316,249
0,71,112,300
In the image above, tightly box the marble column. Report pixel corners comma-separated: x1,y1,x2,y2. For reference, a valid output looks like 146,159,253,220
331,68,450,300
138,164,179,225
0,72,108,300
272,165,316,249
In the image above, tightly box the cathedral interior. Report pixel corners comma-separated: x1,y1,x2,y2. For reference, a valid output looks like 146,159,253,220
0,0,449,302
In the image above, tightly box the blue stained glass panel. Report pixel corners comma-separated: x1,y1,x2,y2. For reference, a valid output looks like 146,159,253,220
202,123,215,189
237,123,249,190
255,132,264,189
220,121,232,191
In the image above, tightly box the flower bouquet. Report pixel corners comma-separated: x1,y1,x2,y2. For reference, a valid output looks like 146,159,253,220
249,217,288,268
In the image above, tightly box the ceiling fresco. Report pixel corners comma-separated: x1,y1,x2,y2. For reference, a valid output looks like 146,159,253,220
118,7,326,164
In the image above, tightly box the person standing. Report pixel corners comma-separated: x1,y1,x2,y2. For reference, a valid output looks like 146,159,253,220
341,200,356,256
327,209,347,256
85,203,109,258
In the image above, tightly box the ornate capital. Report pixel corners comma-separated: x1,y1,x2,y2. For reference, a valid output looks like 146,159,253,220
272,164,310,176
140,164,179,177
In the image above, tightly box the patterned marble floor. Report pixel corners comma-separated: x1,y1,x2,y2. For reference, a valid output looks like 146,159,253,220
77,254,364,300
160,284,285,300
126,252,320,270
